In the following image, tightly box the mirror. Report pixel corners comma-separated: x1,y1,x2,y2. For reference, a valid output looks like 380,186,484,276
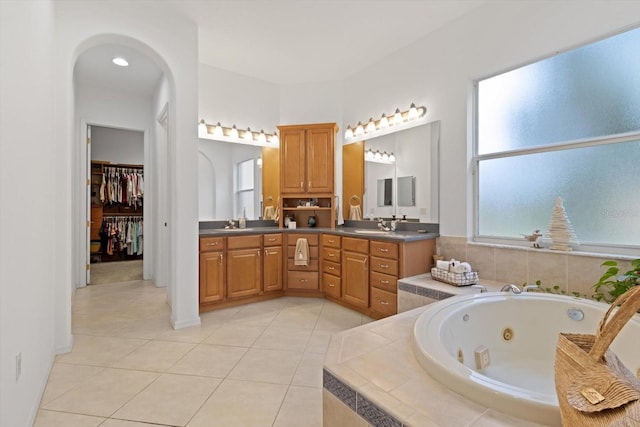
346,120,439,222
198,139,264,220
377,178,392,206
397,176,415,206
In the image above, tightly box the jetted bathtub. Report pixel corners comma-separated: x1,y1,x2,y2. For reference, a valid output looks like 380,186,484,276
412,292,640,426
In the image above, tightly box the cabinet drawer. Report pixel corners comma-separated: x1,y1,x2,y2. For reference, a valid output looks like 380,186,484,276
200,237,225,252
287,271,319,290
370,240,398,259
322,260,341,276
287,234,318,246
228,234,261,249
342,237,369,254
287,246,319,259
371,256,399,276
263,233,283,246
322,234,341,248
322,273,341,298
370,271,397,293
322,247,341,262
287,259,319,271
370,287,397,317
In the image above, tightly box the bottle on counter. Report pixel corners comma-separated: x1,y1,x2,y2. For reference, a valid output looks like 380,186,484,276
239,207,247,229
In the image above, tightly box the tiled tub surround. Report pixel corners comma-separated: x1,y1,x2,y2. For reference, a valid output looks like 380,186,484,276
322,305,548,427
438,236,637,299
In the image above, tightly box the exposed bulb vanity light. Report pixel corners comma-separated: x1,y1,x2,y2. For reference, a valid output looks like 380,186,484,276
257,156,263,167
364,148,395,164
198,120,279,147
344,103,427,143
244,127,253,141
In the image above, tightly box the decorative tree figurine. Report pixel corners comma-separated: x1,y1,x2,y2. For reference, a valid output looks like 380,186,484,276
546,197,579,251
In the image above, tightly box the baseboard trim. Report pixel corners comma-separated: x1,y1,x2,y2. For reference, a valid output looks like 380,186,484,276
170,316,201,330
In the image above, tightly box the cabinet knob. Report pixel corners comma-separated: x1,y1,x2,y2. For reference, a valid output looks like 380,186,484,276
380,264,389,269
219,254,223,264
300,279,308,283
380,280,389,284
379,248,389,252
328,266,334,271
328,283,335,287
257,250,261,257
379,300,389,305
328,239,335,243
207,242,218,246
308,181,312,189
268,238,276,242
300,181,304,189
328,253,334,257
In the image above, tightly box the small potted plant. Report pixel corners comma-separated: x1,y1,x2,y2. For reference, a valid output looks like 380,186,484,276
593,258,640,303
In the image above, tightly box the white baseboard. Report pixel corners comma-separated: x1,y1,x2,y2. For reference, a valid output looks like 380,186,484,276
170,316,201,330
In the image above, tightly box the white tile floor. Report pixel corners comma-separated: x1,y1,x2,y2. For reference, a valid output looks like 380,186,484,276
36,280,374,427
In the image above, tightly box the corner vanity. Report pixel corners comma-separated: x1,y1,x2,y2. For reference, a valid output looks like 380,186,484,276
198,227,437,319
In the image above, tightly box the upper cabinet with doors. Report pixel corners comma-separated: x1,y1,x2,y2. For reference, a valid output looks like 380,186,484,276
278,123,337,194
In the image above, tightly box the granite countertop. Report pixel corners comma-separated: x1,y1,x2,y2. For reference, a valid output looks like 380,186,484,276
198,226,438,242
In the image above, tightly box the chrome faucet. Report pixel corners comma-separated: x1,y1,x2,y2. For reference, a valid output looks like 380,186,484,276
471,284,488,293
377,218,391,232
523,284,542,292
225,219,236,229
500,284,522,294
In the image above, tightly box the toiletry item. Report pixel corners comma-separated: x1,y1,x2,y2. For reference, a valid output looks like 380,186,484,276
288,220,296,229
436,260,450,270
308,215,317,227
239,207,246,228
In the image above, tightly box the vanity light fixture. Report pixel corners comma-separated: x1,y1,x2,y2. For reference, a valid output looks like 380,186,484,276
257,156,263,167
344,103,427,143
364,148,395,164
198,119,279,147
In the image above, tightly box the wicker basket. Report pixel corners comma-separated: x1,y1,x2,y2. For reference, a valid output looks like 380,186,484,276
555,286,640,426
430,268,479,286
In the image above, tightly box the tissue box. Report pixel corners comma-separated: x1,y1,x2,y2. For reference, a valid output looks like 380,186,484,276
431,268,479,287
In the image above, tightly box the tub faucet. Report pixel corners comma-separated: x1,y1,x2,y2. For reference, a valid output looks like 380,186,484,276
500,284,522,294
523,284,542,292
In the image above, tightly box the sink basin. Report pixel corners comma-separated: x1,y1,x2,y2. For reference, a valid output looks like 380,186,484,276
352,229,390,235
218,228,254,232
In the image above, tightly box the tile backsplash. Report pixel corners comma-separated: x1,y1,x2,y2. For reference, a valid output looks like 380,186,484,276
438,236,634,299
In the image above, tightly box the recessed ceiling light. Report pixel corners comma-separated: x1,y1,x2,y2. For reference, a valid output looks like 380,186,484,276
112,57,129,67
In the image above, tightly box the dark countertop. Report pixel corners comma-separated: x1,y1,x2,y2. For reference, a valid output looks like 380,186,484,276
198,226,438,242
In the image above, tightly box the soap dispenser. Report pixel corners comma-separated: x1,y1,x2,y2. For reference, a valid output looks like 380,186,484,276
239,207,247,229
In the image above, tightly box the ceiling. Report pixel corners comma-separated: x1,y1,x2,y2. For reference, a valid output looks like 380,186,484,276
74,1,488,96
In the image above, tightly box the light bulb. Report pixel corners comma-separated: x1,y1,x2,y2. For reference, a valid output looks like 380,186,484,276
213,122,223,137
365,150,375,161
229,125,239,139
257,156,262,167
379,113,389,128
366,118,376,133
389,153,396,163
408,103,419,120
418,106,427,117
258,129,266,144
345,126,353,139
374,150,382,161
355,121,364,136
198,119,207,137
393,108,403,125
271,131,279,144
382,151,389,162
244,127,253,141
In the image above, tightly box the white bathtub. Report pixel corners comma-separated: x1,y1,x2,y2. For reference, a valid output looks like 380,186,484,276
412,292,640,426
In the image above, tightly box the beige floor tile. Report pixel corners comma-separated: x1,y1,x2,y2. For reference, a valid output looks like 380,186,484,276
273,386,322,427
253,325,312,352
112,373,220,426
153,322,220,343
305,329,334,354
315,307,364,331
470,409,545,426
56,335,147,366
33,410,104,427
229,304,281,325
270,308,320,329
167,343,247,378
187,379,287,427
283,297,326,314
100,419,168,426
228,348,302,384
112,316,173,340
291,351,324,388
41,363,104,405
203,323,266,347
110,340,196,372
41,368,159,417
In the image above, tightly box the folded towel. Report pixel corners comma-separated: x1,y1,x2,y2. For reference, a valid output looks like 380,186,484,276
452,262,472,274
349,205,362,220
436,260,450,270
263,205,275,220
294,238,309,266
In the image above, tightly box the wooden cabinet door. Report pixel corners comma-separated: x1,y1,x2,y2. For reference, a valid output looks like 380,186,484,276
263,246,283,292
280,128,306,193
199,251,225,303
341,251,369,308
306,126,334,193
227,248,261,299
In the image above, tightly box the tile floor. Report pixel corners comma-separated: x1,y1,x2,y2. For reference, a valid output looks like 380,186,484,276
36,280,374,427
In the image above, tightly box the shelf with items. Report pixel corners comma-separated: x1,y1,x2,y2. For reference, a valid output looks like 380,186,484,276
280,195,335,229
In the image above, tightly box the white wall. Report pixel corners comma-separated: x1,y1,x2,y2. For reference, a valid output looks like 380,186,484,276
0,3,56,426
342,1,640,237
91,126,144,164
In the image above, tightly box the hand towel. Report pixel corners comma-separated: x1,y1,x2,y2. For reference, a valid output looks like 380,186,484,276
263,205,275,220
349,205,362,220
294,238,309,266
452,262,472,274
436,260,450,270
335,195,344,226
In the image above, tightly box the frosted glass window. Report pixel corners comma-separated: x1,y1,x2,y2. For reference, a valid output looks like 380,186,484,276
478,141,640,245
476,27,640,249
478,27,640,155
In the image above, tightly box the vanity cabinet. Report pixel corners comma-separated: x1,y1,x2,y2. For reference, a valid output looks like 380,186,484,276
263,233,283,292
199,237,225,303
341,237,370,309
369,240,399,317
321,234,341,299
286,233,320,291
227,235,262,299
